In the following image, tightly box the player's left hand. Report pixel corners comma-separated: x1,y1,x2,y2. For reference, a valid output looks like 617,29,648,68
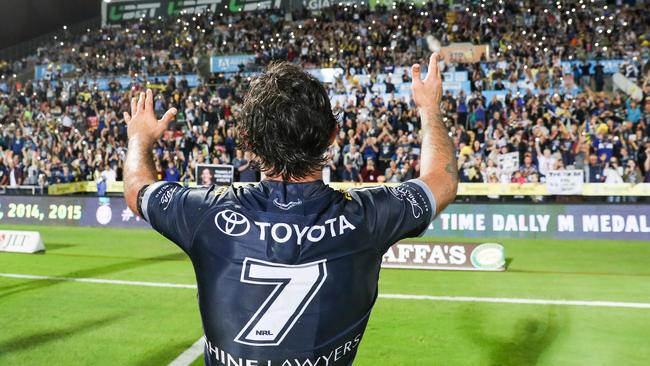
124,89,177,143
411,53,443,112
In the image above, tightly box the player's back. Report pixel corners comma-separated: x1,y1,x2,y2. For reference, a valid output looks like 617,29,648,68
140,179,435,365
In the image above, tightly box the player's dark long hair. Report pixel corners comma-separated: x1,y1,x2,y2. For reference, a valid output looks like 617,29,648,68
238,62,338,180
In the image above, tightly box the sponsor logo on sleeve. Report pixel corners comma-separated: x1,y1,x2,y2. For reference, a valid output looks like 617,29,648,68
389,185,426,219
159,185,180,211
215,210,251,236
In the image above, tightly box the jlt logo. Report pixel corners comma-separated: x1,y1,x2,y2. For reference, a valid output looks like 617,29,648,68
214,210,251,236
0,234,25,249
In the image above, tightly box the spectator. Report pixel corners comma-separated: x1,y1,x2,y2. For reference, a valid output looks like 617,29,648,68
343,144,363,172
644,145,650,183
535,142,556,178
341,162,361,183
384,160,402,183
101,163,117,184
0,157,6,185
25,161,39,185
232,149,246,182
360,159,379,183
626,100,641,124
604,157,624,202
0,1,648,197
512,170,527,184
585,154,604,183
519,153,539,182
164,161,180,182
7,157,23,187
594,62,605,92
624,159,643,184
239,152,258,182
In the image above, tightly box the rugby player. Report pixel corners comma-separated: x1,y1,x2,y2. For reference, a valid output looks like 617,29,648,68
123,53,457,365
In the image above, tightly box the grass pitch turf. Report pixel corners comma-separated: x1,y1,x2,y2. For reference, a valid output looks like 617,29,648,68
0,224,649,366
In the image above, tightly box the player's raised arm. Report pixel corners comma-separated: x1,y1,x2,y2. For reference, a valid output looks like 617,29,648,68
411,53,459,215
123,89,177,216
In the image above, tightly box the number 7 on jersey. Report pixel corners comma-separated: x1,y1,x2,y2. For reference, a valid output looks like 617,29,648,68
234,258,328,346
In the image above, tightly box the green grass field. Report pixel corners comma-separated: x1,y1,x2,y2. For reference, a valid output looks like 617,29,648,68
1,224,649,366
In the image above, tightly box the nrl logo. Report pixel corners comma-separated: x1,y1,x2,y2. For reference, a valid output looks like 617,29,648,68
272,198,303,211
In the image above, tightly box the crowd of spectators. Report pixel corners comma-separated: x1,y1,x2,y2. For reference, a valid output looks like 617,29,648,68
0,1,649,194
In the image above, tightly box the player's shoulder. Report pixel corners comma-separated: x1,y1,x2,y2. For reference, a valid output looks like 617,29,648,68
186,183,233,203
330,184,399,221
204,184,244,210
343,183,401,203
345,180,434,214
212,184,232,199
346,180,429,197
149,181,231,204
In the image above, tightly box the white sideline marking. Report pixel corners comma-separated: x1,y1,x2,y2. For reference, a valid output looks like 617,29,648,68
167,336,205,366
3,273,650,366
0,273,196,289
2,272,650,310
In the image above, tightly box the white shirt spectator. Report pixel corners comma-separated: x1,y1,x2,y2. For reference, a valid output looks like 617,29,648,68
603,166,624,183
61,114,74,129
9,169,17,187
538,155,556,176
101,168,117,183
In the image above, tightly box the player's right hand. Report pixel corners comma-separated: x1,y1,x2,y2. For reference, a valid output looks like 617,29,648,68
411,53,443,112
124,89,177,143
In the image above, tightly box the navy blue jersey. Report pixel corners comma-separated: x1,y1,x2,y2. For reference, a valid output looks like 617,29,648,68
140,179,435,366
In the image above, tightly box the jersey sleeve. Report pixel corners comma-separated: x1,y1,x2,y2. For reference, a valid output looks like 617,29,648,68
138,181,224,254
352,179,436,254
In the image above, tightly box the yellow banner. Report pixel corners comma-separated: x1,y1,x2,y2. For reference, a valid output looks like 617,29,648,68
46,181,650,197
582,183,650,196
47,181,92,195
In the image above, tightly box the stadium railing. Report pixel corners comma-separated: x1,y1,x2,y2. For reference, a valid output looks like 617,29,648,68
0,185,47,196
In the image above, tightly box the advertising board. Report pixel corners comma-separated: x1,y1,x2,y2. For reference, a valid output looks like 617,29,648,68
1,196,648,240
382,241,505,271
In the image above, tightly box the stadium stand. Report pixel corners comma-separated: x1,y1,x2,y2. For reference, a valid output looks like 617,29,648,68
0,1,649,198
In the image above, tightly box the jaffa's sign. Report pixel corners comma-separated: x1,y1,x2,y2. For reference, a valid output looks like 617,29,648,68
382,241,506,271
